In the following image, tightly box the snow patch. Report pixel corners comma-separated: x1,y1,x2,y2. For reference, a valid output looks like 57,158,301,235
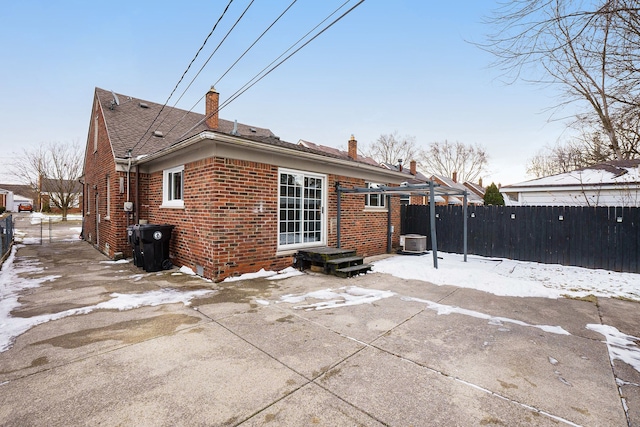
586,324,640,372
279,286,394,311
372,252,640,301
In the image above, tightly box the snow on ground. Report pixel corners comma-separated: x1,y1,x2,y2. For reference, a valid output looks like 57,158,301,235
2,244,640,369
0,246,214,352
223,267,303,282
372,252,640,301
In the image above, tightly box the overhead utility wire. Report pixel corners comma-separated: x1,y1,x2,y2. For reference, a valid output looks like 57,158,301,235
174,0,364,143
128,0,235,154
162,0,301,139
135,0,256,154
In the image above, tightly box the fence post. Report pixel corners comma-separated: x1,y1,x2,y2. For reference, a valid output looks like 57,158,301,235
40,217,43,245
49,217,52,243
430,180,438,269
463,192,468,262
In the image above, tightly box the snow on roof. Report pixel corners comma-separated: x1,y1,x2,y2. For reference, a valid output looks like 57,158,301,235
504,161,640,189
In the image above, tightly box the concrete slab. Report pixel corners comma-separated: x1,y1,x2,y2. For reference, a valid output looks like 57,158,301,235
216,305,365,379
318,345,563,426
598,297,640,338
240,382,385,426
0,322,306,426
423,285,604,339
276,292,425,344
1,237,636,426
0,304,209,382
373,307,627,426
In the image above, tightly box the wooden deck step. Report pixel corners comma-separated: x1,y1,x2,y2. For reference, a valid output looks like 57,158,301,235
295,247,372,278
335,263,372,278
326,256,365,265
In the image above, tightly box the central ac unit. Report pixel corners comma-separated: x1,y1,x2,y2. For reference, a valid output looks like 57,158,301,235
403,234,426,253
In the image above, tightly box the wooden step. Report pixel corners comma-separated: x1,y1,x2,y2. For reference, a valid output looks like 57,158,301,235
335,263,372,278
326,256,364,275
326,256,364,265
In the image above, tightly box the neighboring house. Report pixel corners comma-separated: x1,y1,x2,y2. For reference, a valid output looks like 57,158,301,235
40,178,83,214
431,173,485,205
82,87,409,281
500,160,640,207
0,184,36,211
0,188,12,211
379,161,431,205
463,179,486,200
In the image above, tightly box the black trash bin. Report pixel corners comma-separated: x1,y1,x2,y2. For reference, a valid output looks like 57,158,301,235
127,224,144,267
139,224,174,272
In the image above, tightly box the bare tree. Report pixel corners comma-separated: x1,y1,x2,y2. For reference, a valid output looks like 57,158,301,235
526,140,589,178
484,0,640,159
421,140,489,183
12,141,83,220
364,132,421,165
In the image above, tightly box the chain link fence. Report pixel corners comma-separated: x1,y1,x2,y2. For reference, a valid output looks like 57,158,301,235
12,214,83,245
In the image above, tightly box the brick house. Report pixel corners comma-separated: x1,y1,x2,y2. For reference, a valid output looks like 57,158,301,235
82,87,413,281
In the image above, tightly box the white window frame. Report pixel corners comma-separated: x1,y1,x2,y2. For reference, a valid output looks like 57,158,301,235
365,182,386,209
277,168,327,251
162,165,184,208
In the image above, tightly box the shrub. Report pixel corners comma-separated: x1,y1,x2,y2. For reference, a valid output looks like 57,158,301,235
483,183,505,205
0,206,5,214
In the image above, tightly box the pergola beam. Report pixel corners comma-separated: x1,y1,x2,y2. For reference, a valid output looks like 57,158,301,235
335,180,469,269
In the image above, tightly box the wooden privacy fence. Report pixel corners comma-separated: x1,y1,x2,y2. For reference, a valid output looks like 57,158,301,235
401,205,640,273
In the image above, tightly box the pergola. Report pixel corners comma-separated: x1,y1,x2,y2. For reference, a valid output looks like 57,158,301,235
335,181,470,268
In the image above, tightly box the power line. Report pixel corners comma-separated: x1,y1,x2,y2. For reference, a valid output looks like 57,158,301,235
135,0,257,155
160,0,303,141
128,0,235,154
173,0,365,143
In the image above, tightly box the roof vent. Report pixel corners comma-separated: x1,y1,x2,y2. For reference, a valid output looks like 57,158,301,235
139,102,149,108
153,130,164,138
250,128,257,133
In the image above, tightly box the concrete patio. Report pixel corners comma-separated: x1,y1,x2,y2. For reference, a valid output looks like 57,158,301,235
0,234,638,426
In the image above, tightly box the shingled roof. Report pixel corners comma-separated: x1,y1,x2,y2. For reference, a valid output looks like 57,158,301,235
97,87,390,169
95,87,274,159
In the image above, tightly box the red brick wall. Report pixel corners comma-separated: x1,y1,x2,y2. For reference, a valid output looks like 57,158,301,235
144,157,286,281
82,96,137,258
326,176,401,256
141,156,401,281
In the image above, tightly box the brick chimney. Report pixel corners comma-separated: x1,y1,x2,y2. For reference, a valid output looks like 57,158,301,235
478,178,483,187
410,160,417,175
452,171,458,183
205,86,219,129
348,135,357,160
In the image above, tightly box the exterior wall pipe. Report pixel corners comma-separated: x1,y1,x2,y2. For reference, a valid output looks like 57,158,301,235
430,180,438,269
386,195,392,253
336,185,341,248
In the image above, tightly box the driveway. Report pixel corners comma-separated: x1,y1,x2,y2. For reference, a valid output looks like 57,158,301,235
0,220,638,426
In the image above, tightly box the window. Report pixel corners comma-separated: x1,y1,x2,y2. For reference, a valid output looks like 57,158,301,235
278,169,326,250
162,165,184,208
365,182,386,208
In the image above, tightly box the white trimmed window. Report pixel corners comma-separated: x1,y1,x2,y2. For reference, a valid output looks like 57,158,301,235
278,169,326,250
365,182,386,208
162,165,184,208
